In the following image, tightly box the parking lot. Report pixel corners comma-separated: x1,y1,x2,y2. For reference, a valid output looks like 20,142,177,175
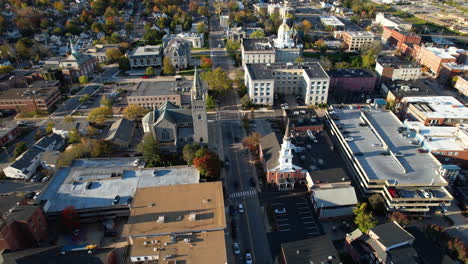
266,193,322,258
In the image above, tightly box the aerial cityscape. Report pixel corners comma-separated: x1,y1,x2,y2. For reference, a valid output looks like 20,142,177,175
0,0,466,262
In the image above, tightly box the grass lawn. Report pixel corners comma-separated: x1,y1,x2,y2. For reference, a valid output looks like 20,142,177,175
178,69,196,76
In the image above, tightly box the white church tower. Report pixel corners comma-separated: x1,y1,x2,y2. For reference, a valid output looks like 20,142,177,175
274,19,297,49
278,121,301,172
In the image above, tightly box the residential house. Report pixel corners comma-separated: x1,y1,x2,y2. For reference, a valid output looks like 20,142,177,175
105,118,135,148
3,134,65,179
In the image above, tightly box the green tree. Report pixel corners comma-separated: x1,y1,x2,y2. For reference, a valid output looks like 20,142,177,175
91,22,103,32
163,57,175,75
182,143,201,165
122,105,149,121
0,65,14,74
68,128,81,144
143,29,164,45
34,129,43,141
79,75,88,84
295,57,305,63
192,148,221,180
145,66,155,76
100,96,113,107
368,193,385,214
353,203,377,233
137,134,161,167
249,30,266,38
87,106,113,125
196,22,206,34
225,40,240,58
15,38,34,59
105,48,122,62
63,116,74,123
201,67,232,93
13,142,28,158
117,56,130,71
46,122,54,135
79,94,90,104
361,41,382,68
197,6,209,17
206,95,215,110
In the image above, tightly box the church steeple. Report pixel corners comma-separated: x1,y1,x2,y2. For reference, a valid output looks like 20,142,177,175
69,38,76,54
192,67,204,100
279,119,295,171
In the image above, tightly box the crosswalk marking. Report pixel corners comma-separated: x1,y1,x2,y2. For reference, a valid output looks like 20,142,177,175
229,189,257,199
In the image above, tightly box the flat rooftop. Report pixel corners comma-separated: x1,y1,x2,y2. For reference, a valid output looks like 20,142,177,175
246,62,328,80
319,15,345,27
403,96,468,119
130,231,227,264
40,158,199,213
425,46,466,60
128,79,192,97
131,45,162,56
383,79,437,98
242,38,274,51
327,68,376,78
330,107,446,186
405,121,467,151
377,56,420,69
0,86,59,100
281,235,340,264
345,31,374,37
123,182,225,236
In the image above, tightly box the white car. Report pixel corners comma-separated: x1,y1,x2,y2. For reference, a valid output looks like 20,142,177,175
345,137,354,142
274,208,287,214
419,190,433,198
133,159,140,166
238,204,244,213
246,252,253,264
233,242,240,255
41,176,49,183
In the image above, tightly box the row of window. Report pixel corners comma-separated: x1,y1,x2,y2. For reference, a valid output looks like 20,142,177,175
129,97,177,101
434,151,459,156
254,92,271,96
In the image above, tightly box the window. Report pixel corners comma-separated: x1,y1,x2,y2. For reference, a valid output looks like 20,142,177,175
198,114,202,120
161,129,170,141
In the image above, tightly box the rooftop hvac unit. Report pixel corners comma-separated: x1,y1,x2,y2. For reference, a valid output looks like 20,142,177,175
188,212,196,221
157,215,165,223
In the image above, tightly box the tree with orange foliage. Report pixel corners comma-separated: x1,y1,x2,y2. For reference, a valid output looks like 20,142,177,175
61,206,80,232
242,132,261,154
192,148,221,180
200,56,213,69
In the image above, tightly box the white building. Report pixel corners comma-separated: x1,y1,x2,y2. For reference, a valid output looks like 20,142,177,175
274,19,299,49
375,56,422,81
375,12,413,31
319,15,345,30
164,39,191,70
4,134,65,179
220,15,229,29
244,62,329,106
162,32,204,49
127,45,162,71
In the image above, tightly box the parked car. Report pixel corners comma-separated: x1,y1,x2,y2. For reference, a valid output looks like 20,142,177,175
233,242,240,255
41,176,49,183
345,137,354,142
133,159,140,166
238,203,244,213
418,149,429,153
249,177,256,187
245,252,253,264
113,195,120,205
274,208,286,214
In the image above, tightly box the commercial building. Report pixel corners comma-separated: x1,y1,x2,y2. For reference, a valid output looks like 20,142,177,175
413,46,467,76
122,182,227,263
306,167,352,190
438,63,468,84
59,42,96,82
454,76,468,97
311,186,358,219
326,107,453,213
281,235,340,264
244,62,329,106
327,68,377,93
40,158,200,221
84,44,119,63
241,38,276,67
319,15,345,30
286,109,323,132
4,134,65,179
0,80,61,113
162,32,204,48
127,45,162,72
259,125,307,191
127,78,192,108
380,79,437,109
375,12,413,31
0,121,20,147
0,195,48,251
375,56,422,81
381,27,421,51
342,31,374,51
399,96,468,126
405,120,467,174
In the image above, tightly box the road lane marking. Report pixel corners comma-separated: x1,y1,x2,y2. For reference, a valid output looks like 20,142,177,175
301,216,314,219
297,206,309,209
303,221,315,224
298,211,311,214
271,203,284,206
296,202,307,205
276,218,288,221
304,227,317,229
277,224,290,226
279,229,291,232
